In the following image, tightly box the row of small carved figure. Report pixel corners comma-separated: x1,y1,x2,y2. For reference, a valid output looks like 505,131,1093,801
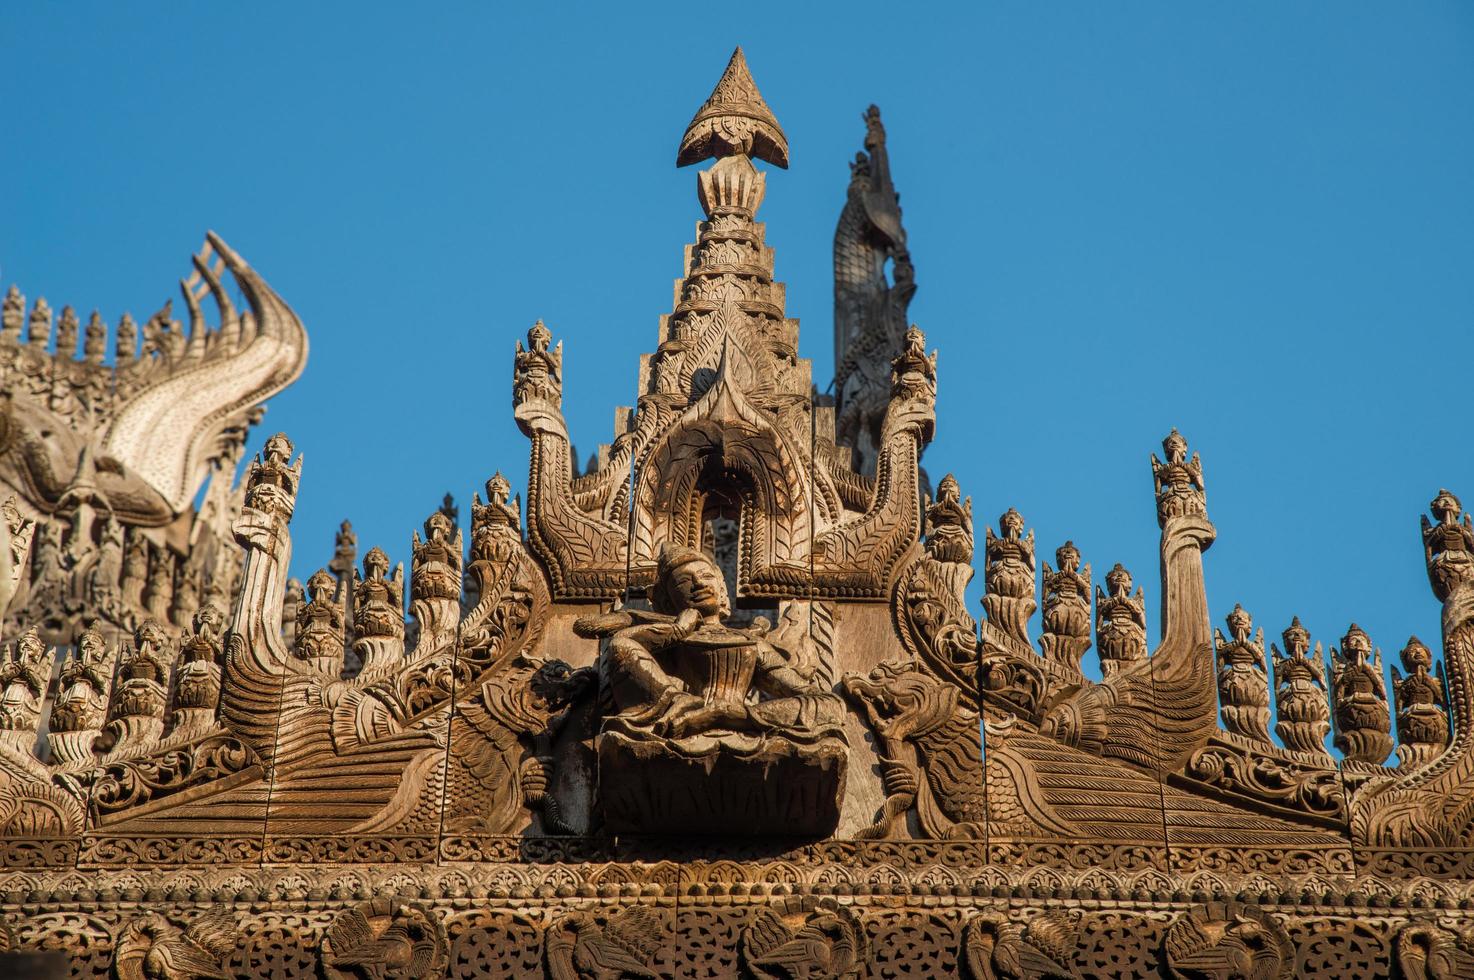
1,285,220,369
8,899,1473,979
18,507,227,637
0,610,226,769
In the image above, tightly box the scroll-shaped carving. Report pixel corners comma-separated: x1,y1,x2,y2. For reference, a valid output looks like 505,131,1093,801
1214,605,1272,745
581,544,847,836
1271,617,1331,759
1162,904,1292,980
961,910,1080,980
1392,636,1450,769
1095,563,1146,679
1394,920,1474,979
321,899,448,980
1183,741,1345,823
545,906,667,980
1040,541,1091,673
842,659,984,839
982,509,1035,650
1331,623,1394,765
742,897,866,980
114,909,238,980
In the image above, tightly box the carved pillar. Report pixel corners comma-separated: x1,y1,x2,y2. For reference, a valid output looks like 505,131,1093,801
1213,604,1272,744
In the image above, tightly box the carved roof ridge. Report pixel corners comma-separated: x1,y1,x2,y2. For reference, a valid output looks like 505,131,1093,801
677,47,789,169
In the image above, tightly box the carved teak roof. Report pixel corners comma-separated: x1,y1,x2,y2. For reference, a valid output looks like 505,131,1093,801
0,48,1472,980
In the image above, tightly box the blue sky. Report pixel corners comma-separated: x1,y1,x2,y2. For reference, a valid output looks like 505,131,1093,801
4,3,1472,686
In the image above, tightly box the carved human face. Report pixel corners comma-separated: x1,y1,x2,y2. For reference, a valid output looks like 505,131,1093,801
670,557,730,619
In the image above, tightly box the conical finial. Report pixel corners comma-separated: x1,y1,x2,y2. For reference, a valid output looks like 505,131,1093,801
678,47,789,169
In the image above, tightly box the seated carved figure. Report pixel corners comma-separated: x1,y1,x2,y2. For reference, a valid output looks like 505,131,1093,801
577,544,847,836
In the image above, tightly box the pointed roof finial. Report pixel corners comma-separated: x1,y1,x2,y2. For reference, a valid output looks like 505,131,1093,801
678,47,789,169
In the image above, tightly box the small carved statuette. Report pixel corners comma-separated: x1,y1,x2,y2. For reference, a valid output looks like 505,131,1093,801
104,620,171,753
545,906,666,980
1095,563,1147,678
0,285,22,340
1214,605,1272,744
169,604,225,736
83,309,107,362
889,323,937,402
982,508,1036,649
1423,487,1474,602
410,508,463,643
1151,427,1206,527
27,296,52,349
48,623,112,764
513,319,563,408
296,568,346,675
579,544,846,836
1330,623,1394,765
243,432,300,522
1039,541,1092,672
1271,617,1331,759
353,546,405,674
1392,635,1451,769
0,626,52,741
925,474,973,564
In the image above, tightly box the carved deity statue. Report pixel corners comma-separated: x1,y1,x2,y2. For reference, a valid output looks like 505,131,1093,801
296,568,346,675
578,544,846,835
513,320,563,407
924,474,973,565
353,546,405,675
104,620,171,754
0,627,52,742
47,623,112,765
170,604,225,735
1331,623,1394,765
1392,635,1450,769
1271,617,1331,758
1095,563,1147,678
1423,488,1474,602
410,509,463,644
243,433,300,523
888,323,936,402
982,508,1036,648
1213,604,1272,744
89,515,124,603
1150,427,1205,526
1040,540,1092,672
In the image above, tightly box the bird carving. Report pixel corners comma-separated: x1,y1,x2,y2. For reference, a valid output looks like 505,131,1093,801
113,911,235,980
962,911,1079,980
742,905,863,980
545,906,664,980
1396,923,1474,980
1163,909,1290,980
322,901,446,980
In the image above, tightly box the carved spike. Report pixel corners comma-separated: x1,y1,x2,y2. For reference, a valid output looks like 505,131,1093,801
677,47,788,168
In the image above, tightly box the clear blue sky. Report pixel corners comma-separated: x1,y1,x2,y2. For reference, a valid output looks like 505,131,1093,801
4,4,1472,682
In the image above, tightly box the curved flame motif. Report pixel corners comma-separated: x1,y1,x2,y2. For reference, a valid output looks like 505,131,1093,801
101,233,309,515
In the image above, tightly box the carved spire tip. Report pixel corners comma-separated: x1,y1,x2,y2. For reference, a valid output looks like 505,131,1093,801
678,46,789,169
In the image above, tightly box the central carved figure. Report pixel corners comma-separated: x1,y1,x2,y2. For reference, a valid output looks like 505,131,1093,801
579,545,848,837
